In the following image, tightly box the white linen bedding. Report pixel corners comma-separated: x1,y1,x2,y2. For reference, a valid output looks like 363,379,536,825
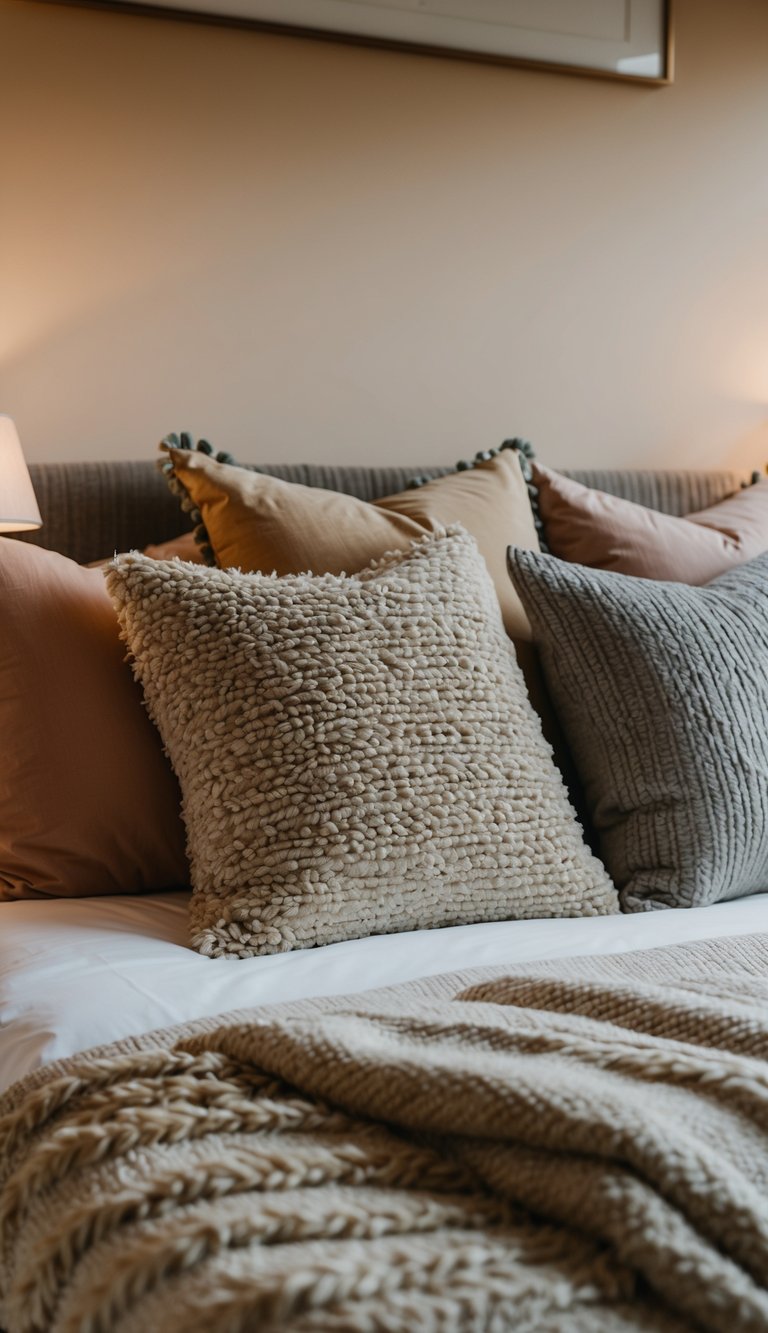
3,889,768,1095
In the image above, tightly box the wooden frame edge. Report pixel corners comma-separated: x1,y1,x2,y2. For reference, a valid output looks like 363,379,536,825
18,0,676,86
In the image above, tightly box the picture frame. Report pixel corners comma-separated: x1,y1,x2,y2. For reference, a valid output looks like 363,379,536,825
51,0,675,86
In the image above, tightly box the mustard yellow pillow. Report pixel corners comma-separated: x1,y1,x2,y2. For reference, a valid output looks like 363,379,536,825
160,438,540,640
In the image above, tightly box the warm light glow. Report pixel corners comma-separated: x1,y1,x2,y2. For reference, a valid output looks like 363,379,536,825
0,417,42,532
723,419,768,481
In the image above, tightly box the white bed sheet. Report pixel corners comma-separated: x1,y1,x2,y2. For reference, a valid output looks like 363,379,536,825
3,890,768,1094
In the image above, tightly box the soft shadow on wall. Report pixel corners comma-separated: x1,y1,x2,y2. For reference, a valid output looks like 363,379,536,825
0,0,767,471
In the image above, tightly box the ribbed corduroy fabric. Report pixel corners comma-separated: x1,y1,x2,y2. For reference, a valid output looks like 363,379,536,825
15,460,745,566
559,467,743,516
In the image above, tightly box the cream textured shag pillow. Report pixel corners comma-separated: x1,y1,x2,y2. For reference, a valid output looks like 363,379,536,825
107,529,616,958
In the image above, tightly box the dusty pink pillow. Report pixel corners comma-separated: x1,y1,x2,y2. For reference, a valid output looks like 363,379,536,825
0,537,189,899
533,463,768,582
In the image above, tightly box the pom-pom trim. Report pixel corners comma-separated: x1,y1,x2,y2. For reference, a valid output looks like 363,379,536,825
158,431,240,566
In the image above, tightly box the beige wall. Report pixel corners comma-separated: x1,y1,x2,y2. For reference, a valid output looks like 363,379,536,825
1,0,767,471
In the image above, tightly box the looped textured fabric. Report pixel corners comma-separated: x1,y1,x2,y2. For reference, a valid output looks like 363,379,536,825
107,527,616,959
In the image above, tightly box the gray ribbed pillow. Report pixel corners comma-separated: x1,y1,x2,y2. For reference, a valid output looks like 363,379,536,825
507,548,768,911
107,528,616,958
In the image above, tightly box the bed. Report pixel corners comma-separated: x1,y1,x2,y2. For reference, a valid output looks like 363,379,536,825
2,455,766,1332
4,890,768,1097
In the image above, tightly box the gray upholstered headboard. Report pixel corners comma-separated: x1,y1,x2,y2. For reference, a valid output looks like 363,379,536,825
15,459,747,566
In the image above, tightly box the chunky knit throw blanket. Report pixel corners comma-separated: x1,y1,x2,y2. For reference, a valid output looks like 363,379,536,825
1,933,767,1333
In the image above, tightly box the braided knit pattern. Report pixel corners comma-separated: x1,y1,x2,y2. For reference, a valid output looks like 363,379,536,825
2,934,768,1333
106,528,615,958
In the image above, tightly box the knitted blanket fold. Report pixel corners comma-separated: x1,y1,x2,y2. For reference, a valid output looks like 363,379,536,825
1,932,767,1333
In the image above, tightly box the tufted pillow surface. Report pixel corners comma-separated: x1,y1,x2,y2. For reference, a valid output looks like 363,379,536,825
107,529,616,958
508,547,768,912
158,438,585,817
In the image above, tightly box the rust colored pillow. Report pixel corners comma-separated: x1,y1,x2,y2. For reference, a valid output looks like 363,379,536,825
533,463,768,582
89,532,204,568
161,442,540,639
0,537,188,899
142,531,203,562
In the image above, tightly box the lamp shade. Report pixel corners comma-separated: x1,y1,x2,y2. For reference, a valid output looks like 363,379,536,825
0,417,42,532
